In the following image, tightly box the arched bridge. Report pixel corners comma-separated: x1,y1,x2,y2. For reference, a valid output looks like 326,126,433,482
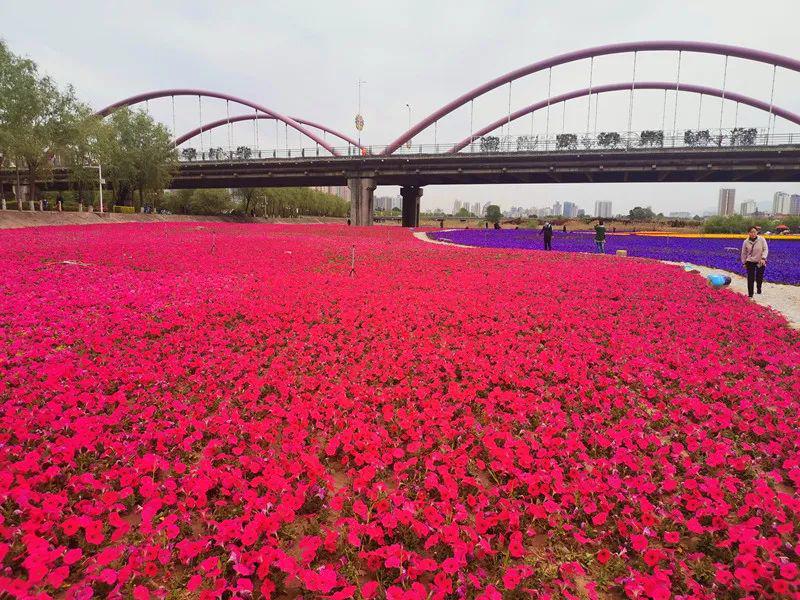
84,41,800,225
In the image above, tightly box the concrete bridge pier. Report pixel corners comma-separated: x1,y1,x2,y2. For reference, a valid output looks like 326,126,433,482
347,176,376,226
401,185,423,227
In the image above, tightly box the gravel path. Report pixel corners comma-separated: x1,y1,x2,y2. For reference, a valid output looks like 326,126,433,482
415,230,800,330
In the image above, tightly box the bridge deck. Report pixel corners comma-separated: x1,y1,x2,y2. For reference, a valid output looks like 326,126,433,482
5,145,800,190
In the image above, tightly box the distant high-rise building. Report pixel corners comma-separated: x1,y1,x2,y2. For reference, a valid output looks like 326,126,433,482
481,202,490,215
772,191,791,215
391,195,402,210
577,208,586,217
739,200,758,216
594,201,613,218
790,194,800,215
453,200,462,214
472,202,482,215
562,201,578,218
311,185,351,203
553,201,563,216
718,188,736,216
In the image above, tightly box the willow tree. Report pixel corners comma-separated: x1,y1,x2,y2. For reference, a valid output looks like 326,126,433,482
97,108,178,207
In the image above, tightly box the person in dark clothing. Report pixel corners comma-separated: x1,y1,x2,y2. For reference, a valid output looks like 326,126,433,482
562,224,567,233
594,220,607,253
493,221,501,229
56,193,64,212
540,221,554,250
347,218,351,226
439,219,445,228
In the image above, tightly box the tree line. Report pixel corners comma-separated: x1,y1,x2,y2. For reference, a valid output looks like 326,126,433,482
161,187,349,218
1,40,177,208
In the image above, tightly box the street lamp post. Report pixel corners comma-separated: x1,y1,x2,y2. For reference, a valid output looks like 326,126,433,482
355,79,366,152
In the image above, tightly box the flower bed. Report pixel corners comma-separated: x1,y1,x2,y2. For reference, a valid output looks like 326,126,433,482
0,223,799,599
428,229,800,285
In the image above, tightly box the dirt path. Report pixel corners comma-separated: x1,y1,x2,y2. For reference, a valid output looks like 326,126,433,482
0,211,344,229
414,230,800,330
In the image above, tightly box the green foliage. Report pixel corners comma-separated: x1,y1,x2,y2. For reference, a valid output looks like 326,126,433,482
96,108,178,206
167,187,349,218
639,130,664,147
162,189,233,215
730,128,757,147
702,215,777,234
0,40,91,200
479,136,499,152
455,207,473,217
597,132,621,148
556,134,578,150
684,130,711,147
628,206,656,221
259,187,348,218
485,205,502,223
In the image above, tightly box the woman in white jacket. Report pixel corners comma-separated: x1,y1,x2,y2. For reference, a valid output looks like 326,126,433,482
741,227,769,298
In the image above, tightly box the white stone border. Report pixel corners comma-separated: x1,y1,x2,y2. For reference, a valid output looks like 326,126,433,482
413,230,800,330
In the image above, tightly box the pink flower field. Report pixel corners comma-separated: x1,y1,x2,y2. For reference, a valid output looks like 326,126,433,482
0,223,799,599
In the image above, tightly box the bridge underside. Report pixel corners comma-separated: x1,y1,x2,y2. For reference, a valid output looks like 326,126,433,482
7,146,800,193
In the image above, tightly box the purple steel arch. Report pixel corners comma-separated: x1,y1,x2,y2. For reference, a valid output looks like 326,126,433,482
450,81,800,153
173,113,363,149
95,89,340,155
383,41,800,155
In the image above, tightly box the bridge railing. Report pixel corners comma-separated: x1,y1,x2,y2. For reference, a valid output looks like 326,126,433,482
177,128,800,161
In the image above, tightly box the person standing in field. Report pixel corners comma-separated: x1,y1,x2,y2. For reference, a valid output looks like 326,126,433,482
594,220,606,253
540,221,553,250
741,226,768,298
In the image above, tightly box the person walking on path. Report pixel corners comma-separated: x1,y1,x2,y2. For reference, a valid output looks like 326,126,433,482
741,226,768,298
540,221,554,250
56,193,64,212
594,220,607,253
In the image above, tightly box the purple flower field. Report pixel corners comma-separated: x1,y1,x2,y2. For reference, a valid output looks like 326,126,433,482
427,229,800,285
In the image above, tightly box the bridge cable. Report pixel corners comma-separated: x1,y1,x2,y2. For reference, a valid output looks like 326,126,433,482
434,121,438,151
586,57,594,136
226,100,232,159
661,89,668,134
254,108,259,157
198,96,204,156
697,94,703,130
627,51,638,143
672,51,682,137
469,100,474,152
506,81,512,147
718,55,728,134
171,96,176,140
594,93,599,137
275,120,279,157
734,102,739,130
545,67,552,144
767,64,776,142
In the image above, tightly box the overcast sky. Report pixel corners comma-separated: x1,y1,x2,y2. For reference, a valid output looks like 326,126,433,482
2,0,799,213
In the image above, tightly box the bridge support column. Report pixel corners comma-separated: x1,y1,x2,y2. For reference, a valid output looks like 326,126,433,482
348,177,376,226
401,185,423,227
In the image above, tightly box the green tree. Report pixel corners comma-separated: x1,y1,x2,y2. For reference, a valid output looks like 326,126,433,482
97,108,178,207
162,189,232,215
628,206,656,221
0,41,89,203
485,204,502,223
